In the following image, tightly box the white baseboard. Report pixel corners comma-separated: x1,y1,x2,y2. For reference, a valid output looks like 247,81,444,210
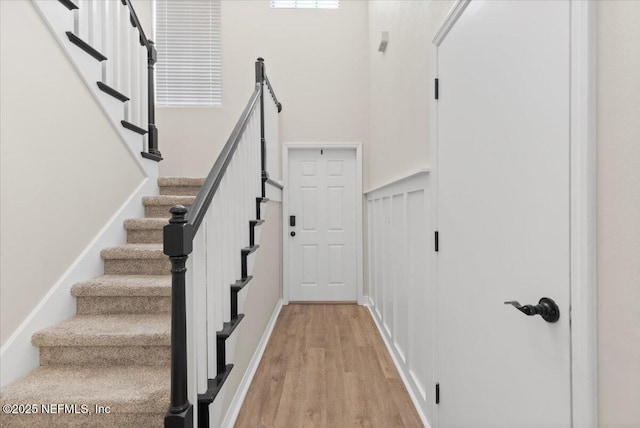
0,178,156,387
365,302,432,428
220,299,284,428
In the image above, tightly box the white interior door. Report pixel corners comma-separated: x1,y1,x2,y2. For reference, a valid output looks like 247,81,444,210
436,1,572,427
287,148,357,301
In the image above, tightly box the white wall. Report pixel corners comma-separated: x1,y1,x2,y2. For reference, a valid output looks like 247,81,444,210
367,0,454,190
143,0,369,182
0,1,145,346
597,2,640,426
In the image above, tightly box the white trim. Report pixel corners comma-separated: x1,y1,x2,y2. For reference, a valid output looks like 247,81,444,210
430,1,598,426
282,143,364,305
569,1,598,426
432,0,470,46
0,177,156,387
220,299,283,428
364,168,430,195
429,31,441,428
365,302,432,428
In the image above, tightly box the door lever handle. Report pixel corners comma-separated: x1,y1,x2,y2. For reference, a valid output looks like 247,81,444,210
504,297,560,323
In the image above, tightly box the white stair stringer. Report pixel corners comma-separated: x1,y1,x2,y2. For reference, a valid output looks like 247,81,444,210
207,203,269,428
32,0,156,177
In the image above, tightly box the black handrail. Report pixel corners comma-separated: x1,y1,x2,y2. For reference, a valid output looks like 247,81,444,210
265,75,282,113
121,0,161,161
187,88,261,233
163,58,281,428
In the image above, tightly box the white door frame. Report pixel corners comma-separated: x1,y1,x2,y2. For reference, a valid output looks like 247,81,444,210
282,143,364,305
430,1,597,427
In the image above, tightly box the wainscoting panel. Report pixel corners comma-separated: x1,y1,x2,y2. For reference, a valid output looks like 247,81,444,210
365,170,435,426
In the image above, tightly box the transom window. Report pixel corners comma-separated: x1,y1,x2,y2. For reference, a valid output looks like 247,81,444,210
270,1,340,9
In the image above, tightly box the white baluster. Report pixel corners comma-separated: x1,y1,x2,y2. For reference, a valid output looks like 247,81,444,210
77,0,89,41
257,110,262,194
192,223,208,394
255,113,261,198
231,158,240,321
90,0,101,53
222,175,231,327
140,42,148,144
129,24,139,125
256,110,262,197
111,0,121,90
242,137,249,249
205,200,218,378
100,0,110,83
120,4,130,118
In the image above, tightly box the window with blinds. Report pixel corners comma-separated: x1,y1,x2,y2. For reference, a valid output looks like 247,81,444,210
155,0,221,107
270,1,339,9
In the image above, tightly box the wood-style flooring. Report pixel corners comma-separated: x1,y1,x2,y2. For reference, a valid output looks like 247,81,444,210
235,304,423,428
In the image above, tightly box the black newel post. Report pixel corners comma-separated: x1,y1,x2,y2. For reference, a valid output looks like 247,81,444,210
146,40,162,160
164,206,193,428
255,57,267,198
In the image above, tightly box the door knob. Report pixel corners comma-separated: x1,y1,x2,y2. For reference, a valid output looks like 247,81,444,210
504,297,560,323
290,231,296,237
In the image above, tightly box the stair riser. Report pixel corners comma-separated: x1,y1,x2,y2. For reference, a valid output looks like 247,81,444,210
76,296,171,315
159,185,201,196
39,346,170,367
104,259,170,275
126,229,163,244
145,205,191,218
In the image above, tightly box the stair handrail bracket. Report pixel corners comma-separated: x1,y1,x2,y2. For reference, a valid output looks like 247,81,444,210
163,58,281,428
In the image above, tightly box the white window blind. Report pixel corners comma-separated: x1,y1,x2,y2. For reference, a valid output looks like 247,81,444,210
270,1,339,9
155,0,221,107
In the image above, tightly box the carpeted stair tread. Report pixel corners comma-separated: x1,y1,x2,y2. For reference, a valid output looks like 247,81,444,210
143,196,195,218
124,218,169,230
101,244,165,260
157,177,205,187
142,195,195,206
71,275,171,297
32,314,170,347
0,365,169,414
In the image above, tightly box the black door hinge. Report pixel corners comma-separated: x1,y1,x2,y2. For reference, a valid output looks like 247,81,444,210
436,383,440,404
434,231,439,252
435,78,439,100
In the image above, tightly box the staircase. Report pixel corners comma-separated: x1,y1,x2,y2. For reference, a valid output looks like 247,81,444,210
2,1,282,423
0,178,270,426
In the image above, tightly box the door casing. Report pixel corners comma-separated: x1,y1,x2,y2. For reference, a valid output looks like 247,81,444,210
282,143,364,305
429,1,597,426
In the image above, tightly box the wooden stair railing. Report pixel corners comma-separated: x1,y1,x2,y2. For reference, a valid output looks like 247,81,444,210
163,58,281,428
55,0,161,161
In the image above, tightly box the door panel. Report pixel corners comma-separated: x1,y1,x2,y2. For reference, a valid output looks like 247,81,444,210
437,1,572,427
288,148,357,301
